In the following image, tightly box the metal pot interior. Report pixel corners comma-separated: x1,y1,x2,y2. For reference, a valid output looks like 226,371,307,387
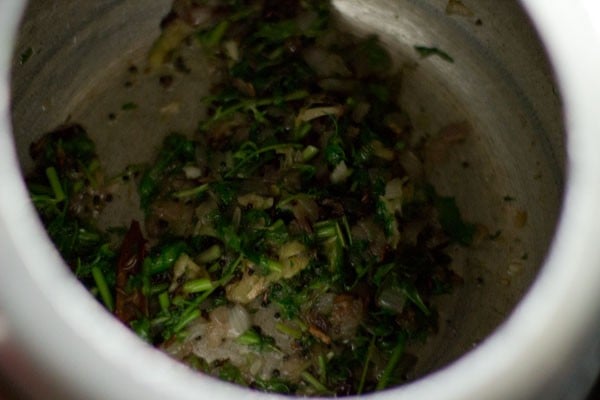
9,0,564,390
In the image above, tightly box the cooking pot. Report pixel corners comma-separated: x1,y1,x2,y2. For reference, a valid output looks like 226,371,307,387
1,0,600,399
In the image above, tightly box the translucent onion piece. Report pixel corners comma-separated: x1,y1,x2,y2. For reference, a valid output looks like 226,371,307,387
377,286,406,314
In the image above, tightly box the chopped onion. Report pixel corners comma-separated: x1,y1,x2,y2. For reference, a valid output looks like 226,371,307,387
227,304,251,338
303,46,352,78
194,199,218,236
169,253,207,292
226,270,269,304
384,178,404,201
330,161,353,184
147,200,195,237
278,196,319,231
279,240,306,259
170,253,191,291
185,318,208,342
371,140,395,161
313,293,335,315
278,241,311,278
238,193,274,210
377,286,406,314
330,295,364,340
210,306,229,325
224,40,240,61
183,165,202,179
295,105,344,126
197,244,221,263
351,218,387,261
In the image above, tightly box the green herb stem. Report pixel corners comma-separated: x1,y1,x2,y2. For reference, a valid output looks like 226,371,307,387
275,322,303,339
237,327,280,353
91,266,114,312
174,255,242,333
158,291,171,314
341,216,353,246
236,329,262,346
260,257,282,274
150,283,170,295
301,371,330,394
314,220,346,247
317,354,327,383
203,20,230,46
173,183,211,199
226,143,304,178
173,308,201,334
45,167,66,202
358,336,376,394
314,220,337,241
376,335,406,391
205,90,309,130
182,278,214,294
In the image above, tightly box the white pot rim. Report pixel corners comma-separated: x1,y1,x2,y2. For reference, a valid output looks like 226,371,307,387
1,1,600,399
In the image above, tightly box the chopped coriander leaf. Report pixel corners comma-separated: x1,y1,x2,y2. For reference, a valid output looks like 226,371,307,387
131,318,152,343
434,195,475,245
354,36,393,77
324,136,346,166
252,377,295,394
19,47,33,65
143,241,187,276
414,45,455,63
226,142,304,178
218,362,246,385
237,327,280,352
212,181,237,206
254,20,297,42
121,101,138,110
401,282,431,316
488,230,502,240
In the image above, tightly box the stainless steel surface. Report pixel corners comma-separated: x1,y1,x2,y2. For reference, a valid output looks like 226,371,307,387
0,0,599,399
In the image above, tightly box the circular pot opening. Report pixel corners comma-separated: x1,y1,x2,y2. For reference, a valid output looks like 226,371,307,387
2,0,571,399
